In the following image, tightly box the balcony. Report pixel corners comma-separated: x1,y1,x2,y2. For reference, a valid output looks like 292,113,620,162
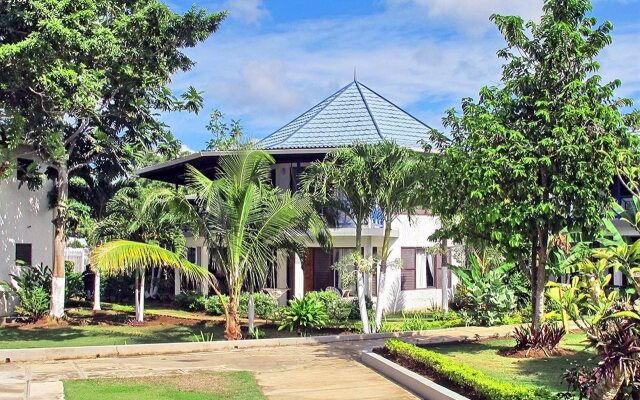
321,207,398,238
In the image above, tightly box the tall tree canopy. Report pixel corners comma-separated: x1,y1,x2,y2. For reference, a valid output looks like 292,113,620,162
0,0,225,317
425,0,639,327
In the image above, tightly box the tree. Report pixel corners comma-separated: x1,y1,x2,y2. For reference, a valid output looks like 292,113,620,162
148,149,329,340
301,144,381,334
371,141,421,332
91,240,210,322
424,0,637,328
0,0,225,318
205,109,246,151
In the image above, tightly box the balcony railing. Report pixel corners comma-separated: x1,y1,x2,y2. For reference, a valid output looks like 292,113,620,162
321,207,385,229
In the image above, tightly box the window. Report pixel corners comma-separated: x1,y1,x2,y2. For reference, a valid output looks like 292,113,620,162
186,247,201,265
401,247,436,290
15,243,32,266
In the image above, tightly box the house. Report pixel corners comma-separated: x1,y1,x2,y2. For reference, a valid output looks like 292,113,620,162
138,79,458,312
0,147,54,317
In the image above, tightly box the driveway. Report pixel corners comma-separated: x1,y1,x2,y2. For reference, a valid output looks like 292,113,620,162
0,339,416,400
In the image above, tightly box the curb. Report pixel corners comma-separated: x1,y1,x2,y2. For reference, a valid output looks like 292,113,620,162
361,351,469,400
0,328,483,363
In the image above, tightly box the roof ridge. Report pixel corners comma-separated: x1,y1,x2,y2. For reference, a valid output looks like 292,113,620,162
259,81,356,148
354,80,383,140
357,81,435,132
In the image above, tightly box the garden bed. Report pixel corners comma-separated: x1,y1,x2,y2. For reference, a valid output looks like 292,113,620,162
374,337,592,399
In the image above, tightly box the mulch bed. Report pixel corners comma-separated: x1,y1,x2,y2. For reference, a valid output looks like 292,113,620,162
373,347,483,400
497,347,574,359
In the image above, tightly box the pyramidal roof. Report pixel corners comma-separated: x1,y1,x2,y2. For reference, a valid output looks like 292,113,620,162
258,80,432,150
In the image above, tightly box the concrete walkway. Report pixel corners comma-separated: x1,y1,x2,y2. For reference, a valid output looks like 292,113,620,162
0,325,517,400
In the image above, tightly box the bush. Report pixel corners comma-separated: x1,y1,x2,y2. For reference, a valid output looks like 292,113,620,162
1,263,51,321
278,296,328,336
203,295,228,315
304,291,354,323
385,339,555,400
15,286,50,321
172,291,203,311
453,259,517,326
65,261,85,301
513,323,565,353
239,292,279,320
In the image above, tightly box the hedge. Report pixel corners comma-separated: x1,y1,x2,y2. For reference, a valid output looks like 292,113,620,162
384,339,555,400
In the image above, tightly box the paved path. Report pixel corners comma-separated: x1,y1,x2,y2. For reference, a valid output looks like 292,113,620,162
0,325,517,399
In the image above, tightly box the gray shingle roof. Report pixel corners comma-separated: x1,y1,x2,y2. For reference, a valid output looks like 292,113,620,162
258,80,432,149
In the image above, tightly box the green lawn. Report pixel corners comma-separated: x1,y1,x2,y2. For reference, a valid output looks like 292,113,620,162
64,371,265,400
425,333,594,393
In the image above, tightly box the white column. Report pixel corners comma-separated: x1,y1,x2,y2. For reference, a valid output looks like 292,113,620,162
174,270,181,296
276,254,288,306
294,253,304,299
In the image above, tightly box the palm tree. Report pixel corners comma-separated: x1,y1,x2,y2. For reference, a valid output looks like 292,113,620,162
148,149,329,340
91,240,210,322
371,141,421,332
301,143,381,333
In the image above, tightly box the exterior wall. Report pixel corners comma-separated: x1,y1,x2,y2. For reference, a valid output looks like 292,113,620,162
380,214,458,312
0,150,54,317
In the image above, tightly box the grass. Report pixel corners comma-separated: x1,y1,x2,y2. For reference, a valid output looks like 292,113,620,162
64,371,265,400
425,333,594,393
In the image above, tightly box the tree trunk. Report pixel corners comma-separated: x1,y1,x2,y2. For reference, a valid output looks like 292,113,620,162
93,269,101,311
355,223,370,334
531,228,548,329
50,164,69,319
225,295,242,340
134,268,140,321
248,289,255,334
440,237,449,312
137,267,145,323
590,366,625,400
374,222,393,332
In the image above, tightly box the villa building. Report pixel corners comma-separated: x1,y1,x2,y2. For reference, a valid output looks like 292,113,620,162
139,79,458,311
0,148,54,317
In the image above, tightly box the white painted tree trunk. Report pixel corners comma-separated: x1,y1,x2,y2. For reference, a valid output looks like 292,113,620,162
441,266,449,312
134,269,140,321
356,271,370,334
137,268,145,323
248,291,255,333
50,277,65,318
93,270,101,311
374,270,386,332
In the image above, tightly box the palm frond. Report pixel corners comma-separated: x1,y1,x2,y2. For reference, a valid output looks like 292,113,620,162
91,240,211,283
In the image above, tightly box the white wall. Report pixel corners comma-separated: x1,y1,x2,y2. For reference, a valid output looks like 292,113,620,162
381,214,458,312
0,150,54,316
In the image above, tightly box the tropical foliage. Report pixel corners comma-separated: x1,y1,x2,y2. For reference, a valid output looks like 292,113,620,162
148,149,329,339
91,240,210,322
0,0,224,317
452,252,518,326
423,0,639,329
278,296,328,336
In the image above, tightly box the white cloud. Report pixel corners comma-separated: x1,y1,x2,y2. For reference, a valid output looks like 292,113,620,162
385,0,543,35
163,1,640,149
223,0,268,25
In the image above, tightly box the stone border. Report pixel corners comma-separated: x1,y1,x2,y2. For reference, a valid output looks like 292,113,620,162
0,329,477,363
361,351,469,400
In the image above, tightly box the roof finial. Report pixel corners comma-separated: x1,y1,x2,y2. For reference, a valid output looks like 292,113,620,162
353,67,357,82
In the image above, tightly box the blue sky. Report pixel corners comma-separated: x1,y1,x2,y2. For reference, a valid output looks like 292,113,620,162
162,0,640,151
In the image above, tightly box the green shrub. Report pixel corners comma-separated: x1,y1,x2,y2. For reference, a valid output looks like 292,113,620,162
385,339,554,400
278,296,328,336
65,262,85,301
239,292,279,320
203,295,228,315
15,286,50,321
172,291,204,311
304,291,354,322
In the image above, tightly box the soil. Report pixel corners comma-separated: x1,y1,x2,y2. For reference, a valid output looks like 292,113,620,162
373,347,484,400
497,347,574,359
